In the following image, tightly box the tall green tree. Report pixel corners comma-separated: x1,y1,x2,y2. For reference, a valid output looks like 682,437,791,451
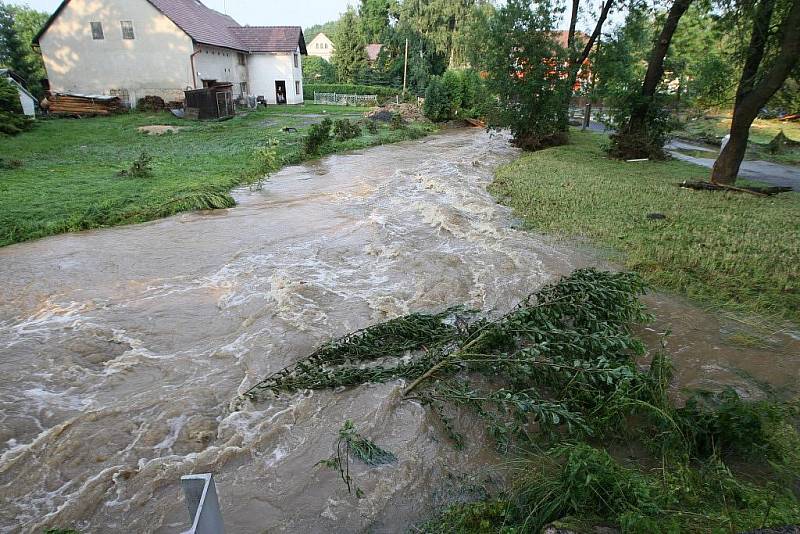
0,1,34,84
398,0,486,68
593,6,653,105
6,3,47,96
332,8,368,84
711,0,800,184
476,0,569,149
302,55,337,83
359,0,395,43
0,75,31,135
609,0,695,159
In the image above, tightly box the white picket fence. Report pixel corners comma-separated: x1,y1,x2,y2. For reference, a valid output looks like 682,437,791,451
314,92,379,106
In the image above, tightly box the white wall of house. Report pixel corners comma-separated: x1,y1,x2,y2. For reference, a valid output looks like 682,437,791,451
247,48,304,105
38,0,194,104
307,33,334,62
194,45,248,96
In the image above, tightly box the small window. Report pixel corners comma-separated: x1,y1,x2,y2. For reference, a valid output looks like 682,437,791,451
295,81,300,95
90,21,104,40
120,21,134,40
238,53,246,66
293,53,299,68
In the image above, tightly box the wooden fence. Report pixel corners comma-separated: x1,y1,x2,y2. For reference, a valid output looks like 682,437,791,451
314,92,379,106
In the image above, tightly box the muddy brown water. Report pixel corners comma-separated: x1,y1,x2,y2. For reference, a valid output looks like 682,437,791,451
1,129,798,533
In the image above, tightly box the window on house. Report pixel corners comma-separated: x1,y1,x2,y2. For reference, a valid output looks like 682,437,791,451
240,82,248,96
90,22,104,40
294,53,299,68
238,53,246,66
120,21,135,40
295,81,300,95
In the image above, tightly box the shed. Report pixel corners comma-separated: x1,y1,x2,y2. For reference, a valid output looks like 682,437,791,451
183,84,235,120
1,69,36,117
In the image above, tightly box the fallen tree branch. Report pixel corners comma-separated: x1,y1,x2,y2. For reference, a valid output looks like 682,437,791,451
679,180,792,196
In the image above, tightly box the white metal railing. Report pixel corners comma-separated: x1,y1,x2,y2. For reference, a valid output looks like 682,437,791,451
314,92,378,106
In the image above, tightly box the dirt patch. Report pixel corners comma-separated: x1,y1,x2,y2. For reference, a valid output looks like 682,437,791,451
137,125,185,135
366,103,428,123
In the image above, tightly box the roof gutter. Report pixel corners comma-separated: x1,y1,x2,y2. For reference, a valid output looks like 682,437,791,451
190,44,201,89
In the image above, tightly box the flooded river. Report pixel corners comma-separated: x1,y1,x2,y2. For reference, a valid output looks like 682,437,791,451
1,129,798,533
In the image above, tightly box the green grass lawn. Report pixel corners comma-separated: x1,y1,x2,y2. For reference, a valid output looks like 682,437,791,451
492,131,800,323
0,104,433,247
676,115,800,165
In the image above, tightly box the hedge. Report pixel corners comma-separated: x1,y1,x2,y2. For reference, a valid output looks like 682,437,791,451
303,83,400,100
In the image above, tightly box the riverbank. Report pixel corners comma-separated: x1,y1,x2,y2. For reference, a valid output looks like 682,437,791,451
491,131,800,324
0,104,434,247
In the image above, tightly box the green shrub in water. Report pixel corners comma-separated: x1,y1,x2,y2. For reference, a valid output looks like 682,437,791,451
303,118,333,155
333,118,361,141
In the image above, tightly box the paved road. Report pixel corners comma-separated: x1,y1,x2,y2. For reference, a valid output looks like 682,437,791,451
666,140,800,191
581,122,800,191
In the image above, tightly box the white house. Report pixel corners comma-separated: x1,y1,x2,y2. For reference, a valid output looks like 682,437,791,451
0,69,36,117
33,0,307,106
307,32,334,63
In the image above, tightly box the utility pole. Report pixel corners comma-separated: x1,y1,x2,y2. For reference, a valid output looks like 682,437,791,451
403,38,409,95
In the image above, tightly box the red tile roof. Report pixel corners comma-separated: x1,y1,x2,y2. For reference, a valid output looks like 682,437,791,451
148,0,243,50
365,44,383,62
228,26,307,54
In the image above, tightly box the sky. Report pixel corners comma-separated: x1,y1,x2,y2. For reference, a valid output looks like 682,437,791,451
6,0,356,28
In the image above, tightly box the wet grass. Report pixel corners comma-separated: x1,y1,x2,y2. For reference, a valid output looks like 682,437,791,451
0,104,434,247
676,116,800,165
491,131,800,324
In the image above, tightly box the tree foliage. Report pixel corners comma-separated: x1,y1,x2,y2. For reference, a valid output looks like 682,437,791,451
711,0,800,184
423,68,489,122
358,0,395,43
332,8,368,84
0,2,33,82
474,0,569,150
4,3,47,98
0,75,31,135
302,55,336,83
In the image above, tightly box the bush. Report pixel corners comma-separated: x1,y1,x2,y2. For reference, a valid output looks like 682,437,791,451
607,93,677,160
302,56,337,84
0,77,32,136
303,83,399,102
423,76,452,122
389,112,405,130
333,118,361,141
477,1,571,149
303,118,333,154
118,151,154,178
424,69,490,123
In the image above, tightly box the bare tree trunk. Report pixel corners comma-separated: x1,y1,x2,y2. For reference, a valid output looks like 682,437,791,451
562,0,614,130
711,0,800,184
626,0,693,133
567,0,580,51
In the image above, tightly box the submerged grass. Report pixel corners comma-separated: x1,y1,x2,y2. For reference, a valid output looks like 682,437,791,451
0,104,434,247
491,131,800,324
